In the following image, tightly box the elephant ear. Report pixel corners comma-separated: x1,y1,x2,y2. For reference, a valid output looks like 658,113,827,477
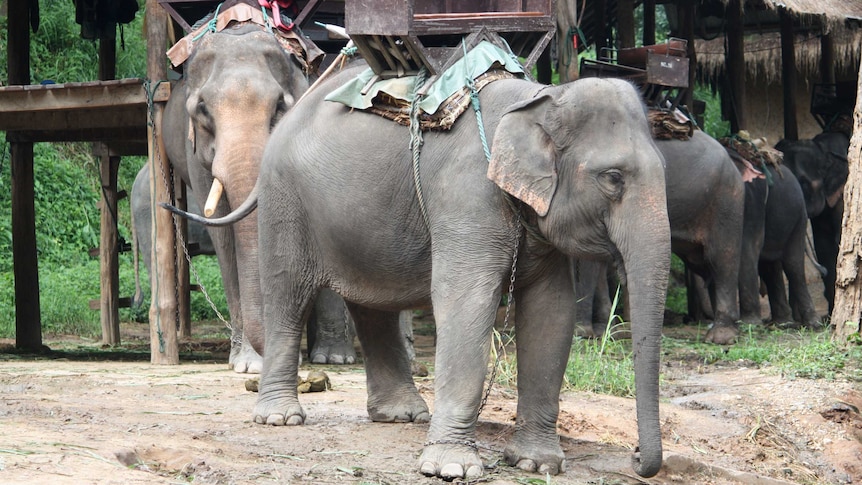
488,94,557,217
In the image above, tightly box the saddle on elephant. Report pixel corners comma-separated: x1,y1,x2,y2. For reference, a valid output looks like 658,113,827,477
325,41,526,131
719,131,784,184
166,0,323,75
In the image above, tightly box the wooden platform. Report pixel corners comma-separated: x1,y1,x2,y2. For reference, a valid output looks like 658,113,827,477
0,78,170,155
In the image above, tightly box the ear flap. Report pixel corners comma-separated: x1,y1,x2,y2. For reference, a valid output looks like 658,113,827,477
487,95,557,217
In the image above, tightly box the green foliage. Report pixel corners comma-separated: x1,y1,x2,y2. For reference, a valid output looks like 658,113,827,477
0,0,147,84
665,254,687,315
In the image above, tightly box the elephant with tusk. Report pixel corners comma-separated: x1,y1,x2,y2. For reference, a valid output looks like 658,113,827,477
165,59,671,480
155,6,359,372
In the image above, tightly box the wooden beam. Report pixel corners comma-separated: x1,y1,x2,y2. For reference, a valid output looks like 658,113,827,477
780,7,798,141
0,79,170,114
678,0,696,111
8,0,41,351
617,0,635,49
643,0,656,47
147,0,180,365
820,34,835,86
726,0,746,132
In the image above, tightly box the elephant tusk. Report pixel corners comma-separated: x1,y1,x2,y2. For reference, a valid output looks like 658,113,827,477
204,178,224,217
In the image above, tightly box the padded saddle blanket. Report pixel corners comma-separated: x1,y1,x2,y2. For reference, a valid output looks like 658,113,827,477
326,41,525,131
648,108,696,141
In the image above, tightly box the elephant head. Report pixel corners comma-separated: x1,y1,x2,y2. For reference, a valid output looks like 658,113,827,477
776,133,849,219
161,23,315,365
489,78,671,478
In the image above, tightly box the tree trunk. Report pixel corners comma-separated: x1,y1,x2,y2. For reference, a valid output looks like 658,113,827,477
831,58,862,343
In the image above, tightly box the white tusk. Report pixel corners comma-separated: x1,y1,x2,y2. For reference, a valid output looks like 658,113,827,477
204,178,224,217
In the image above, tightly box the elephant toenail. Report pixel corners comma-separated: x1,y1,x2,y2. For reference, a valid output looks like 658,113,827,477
419,462,437,476
517,459,537,472
440,463,464,478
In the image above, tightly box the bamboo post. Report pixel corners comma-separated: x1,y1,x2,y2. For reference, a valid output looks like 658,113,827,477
831,59,862,343
146,0,179,364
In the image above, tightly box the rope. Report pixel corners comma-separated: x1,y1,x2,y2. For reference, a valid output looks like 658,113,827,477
192,2,222,41
409,68,431,229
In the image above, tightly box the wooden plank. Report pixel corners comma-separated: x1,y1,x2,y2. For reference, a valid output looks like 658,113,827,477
11,142,42,351
780,7,798,141
0,108,147,134
0,80,170,114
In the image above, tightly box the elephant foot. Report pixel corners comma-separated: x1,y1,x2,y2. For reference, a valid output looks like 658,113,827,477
418,441,484,480
229,341,263,374
309,340,357,365
368,393,430,423
504,436,566,475
738,312,763,325
253,396,306,426
704,323,739,345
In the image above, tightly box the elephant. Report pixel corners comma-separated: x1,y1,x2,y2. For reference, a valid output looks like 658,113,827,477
158,14,362,372
658,131,746,344
130,164,358,365
734,158,822,328
169,66,671,479
776,131,850,314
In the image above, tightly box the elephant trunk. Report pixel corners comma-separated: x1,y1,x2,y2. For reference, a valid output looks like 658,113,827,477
613,202,670,478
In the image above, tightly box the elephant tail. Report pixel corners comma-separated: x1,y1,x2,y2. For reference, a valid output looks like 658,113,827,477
130,197,144,308
160,178,260,227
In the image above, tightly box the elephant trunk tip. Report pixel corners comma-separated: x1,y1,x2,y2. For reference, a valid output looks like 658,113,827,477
631,446,662,478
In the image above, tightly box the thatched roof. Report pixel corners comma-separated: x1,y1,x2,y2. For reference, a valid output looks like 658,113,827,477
756,0,862,23
694,27,862,83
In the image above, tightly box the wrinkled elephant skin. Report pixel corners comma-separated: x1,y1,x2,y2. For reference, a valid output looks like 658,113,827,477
202,71,671,479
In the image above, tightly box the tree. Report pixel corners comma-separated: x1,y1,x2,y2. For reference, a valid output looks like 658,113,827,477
831,57,862,344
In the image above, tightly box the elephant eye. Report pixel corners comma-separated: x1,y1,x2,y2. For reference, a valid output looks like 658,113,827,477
195,102,214,134
270,98,288,132
598,169,625,200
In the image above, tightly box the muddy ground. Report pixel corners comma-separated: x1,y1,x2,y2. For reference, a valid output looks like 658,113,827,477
2,310,862,485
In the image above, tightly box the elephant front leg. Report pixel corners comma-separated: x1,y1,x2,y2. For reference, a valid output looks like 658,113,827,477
253,303,309,425
504,263,573,475
418,278,501,480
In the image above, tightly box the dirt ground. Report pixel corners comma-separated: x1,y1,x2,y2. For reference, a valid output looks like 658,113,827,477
2,308,862,485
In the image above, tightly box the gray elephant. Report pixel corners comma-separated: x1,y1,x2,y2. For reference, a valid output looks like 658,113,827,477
158,10,363,371
659,131,746,344
130,164,358,365
171,67,671,479
776,131,850,314
733,155,821,328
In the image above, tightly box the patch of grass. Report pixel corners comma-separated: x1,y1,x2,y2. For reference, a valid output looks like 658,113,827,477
565,289,637,398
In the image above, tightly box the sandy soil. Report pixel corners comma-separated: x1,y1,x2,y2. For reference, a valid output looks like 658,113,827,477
1,314,861,485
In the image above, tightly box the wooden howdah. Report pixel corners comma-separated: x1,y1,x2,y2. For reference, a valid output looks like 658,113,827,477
344,0,556,80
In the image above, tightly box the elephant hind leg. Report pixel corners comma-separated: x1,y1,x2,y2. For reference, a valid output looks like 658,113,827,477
308,289,357,365
347,303,429,423
760,260,793,325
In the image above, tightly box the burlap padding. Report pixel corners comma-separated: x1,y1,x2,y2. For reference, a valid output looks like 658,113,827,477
166,0,323,75
648,109,696,141
367,70,518,131
719,136,783,170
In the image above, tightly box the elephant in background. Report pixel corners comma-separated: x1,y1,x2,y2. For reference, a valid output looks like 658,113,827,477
158,14,363,372
173,73,671,479
659,131,746,344
776,131,850,314
130,164,357,365
732,153,821,328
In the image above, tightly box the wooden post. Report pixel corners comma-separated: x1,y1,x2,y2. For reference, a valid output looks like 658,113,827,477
643,0,656,47
820,34,836,86
99,150,121,344
176,182,191,338
678,0,696,111
726,0,746,133
98,34,121,345
617,0,635,49
8,0,42,351
592,0,608,55
831,58,862,343
779,7,798,141
146,0,179,364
